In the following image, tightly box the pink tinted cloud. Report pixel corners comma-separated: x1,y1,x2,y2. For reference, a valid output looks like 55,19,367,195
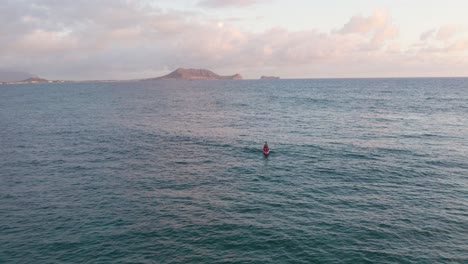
419,25,468,42
338,11,398,48
436,24,467,40
416,24,468,55
339,11,390,34
447,39,468,51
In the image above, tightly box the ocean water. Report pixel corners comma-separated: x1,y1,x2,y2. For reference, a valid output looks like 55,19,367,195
1,78,467,263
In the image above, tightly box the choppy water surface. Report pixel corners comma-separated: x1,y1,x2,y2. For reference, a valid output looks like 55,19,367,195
1,78,467,263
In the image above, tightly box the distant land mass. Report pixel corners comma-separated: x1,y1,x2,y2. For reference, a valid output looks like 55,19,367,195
260,75,280,80
145,68,243,80
0,76,65,85
1,67,245,85
20,77,50,83
0,70,35,82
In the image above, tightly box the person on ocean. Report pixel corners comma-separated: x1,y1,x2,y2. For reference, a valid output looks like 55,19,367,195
263,142,269,151
263,142,270,157
263,141,270,158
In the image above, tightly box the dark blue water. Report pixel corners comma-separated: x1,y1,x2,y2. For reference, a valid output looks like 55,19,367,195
1,79,467,263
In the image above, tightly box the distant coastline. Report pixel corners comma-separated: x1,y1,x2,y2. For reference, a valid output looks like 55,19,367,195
0,68,244,85
2,70,468,86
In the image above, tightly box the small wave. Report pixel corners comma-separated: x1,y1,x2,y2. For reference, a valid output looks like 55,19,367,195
376,147,413,155
341,152,378,160
425,159,468,169
401,133,442,138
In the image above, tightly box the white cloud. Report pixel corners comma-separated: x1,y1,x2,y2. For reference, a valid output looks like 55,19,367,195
415,24,468,56
338,11,399,49
436,24,466,40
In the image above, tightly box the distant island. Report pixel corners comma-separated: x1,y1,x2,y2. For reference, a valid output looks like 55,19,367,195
0,68,244,85
0,70,68,84
260,75,280,80
19,77,50,83
0,76,68,85
145,68,242,81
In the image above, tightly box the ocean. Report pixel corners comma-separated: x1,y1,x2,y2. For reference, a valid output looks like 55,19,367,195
1,78,467,263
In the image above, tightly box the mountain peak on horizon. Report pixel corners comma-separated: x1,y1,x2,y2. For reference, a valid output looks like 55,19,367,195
146,68,242,80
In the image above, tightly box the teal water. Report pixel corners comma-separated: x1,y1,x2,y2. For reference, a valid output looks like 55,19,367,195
1,79,467,263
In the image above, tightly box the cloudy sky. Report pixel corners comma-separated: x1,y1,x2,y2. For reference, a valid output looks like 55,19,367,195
1,0,468,80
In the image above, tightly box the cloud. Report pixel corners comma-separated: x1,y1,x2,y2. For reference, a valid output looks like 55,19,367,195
436,24,467,40
447,39,468,52
13,30,78,55
340,11,389,34
338,10,398,48
419,24,468,42
198,0,269,8
0,1,467,79
415,24,468,56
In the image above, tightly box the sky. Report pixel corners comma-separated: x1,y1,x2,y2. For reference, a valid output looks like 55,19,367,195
1,0,468,80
